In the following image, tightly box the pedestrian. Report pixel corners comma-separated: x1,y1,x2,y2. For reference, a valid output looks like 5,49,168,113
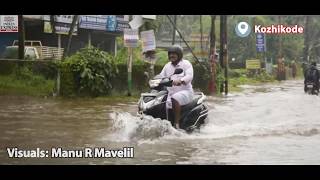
277,57,286,80
291,60,297,79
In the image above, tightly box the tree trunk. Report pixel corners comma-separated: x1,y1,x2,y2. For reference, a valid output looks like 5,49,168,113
303,16,311,62
50,15,56,34
63,15,78,59
278,16,283,59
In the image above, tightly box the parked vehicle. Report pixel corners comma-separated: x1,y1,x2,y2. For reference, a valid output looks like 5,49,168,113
2,40,64,60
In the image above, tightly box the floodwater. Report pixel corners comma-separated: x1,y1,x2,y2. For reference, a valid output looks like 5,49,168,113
1,80,320,164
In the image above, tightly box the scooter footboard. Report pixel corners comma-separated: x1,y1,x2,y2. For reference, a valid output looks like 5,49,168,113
181,104,208,130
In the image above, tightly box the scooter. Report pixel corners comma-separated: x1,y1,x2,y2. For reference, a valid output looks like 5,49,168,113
138,68,209,133
305,81,319,95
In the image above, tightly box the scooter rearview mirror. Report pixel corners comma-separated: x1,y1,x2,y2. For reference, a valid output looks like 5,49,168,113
174,68,183,75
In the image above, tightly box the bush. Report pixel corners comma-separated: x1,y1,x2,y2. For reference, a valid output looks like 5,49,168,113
32,61,58,79
60,67,76,97
215,64,225,94
13,65,34,81
254,70,274,82
228,69,241,78
57,45,213,96
58,46,119,96
0,60,57,79
155,50,169,66
0,64,55,96
192,62,211,94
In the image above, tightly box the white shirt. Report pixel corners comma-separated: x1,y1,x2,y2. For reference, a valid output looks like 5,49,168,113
159,59,194,96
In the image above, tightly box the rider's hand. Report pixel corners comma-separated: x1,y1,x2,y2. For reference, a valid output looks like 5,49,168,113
173,79,182,86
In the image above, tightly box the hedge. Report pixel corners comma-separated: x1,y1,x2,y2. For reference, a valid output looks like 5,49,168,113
0,60,211,96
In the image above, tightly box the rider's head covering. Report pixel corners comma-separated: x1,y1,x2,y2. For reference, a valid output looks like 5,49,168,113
168,44,183,60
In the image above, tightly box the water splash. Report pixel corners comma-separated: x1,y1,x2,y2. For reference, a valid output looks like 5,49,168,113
108,112,185,142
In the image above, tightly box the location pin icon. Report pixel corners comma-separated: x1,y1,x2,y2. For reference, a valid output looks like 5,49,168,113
235,21,251,37
238,22,248,34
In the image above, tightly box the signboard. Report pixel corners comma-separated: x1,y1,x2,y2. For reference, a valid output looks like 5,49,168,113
116,20,130,32
140,30,156,52
43,15,77,35
124,29,139,47
23,15,43,20
106,15,117,32
190,34,209,42
0,15,18,32
256,33,266,52
79,15,107,31
79,15,129,32
190,34,209,59
43,15,74,24
194,50,209,57
129,15,143,29
142,15,156,20
116,15,130,32
44,21,77,35
246,59,261,69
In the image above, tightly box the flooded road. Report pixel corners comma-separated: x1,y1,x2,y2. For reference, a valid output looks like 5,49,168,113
1,80,320,164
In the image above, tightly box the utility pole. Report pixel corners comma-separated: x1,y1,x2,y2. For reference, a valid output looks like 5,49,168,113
56,33,61,96
223,15,228,95
303,16,311,63
127,15,134,97
200,15,203,52
172,15,177,45
18,15,25,61
219,15,228,95
88,30,92,47
209,15,216,95
127,47,133,96
219,15,224,93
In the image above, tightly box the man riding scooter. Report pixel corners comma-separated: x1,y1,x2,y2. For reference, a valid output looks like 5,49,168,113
304,61,320,93
158,45,194,129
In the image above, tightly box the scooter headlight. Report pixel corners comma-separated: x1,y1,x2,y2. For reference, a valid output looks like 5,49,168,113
149,79,161,88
